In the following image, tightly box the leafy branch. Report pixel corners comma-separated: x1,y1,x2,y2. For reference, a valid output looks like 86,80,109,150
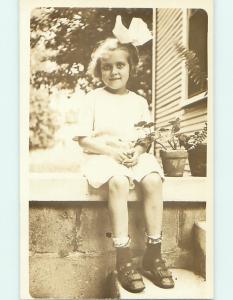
174,42,207,90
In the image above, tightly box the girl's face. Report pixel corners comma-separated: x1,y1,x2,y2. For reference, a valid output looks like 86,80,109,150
100,49,130,94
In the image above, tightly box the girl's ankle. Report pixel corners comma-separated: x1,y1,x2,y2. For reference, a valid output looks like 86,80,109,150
116,246,132,270
144,242,162,261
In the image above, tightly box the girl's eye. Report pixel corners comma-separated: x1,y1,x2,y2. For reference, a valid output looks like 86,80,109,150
102,64,111,71
116,62,125,69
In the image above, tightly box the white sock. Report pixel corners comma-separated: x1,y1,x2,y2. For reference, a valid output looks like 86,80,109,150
112,236,130,248
145,233,162,244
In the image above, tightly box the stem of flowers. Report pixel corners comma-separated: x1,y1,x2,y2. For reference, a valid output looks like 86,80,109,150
155,140,168,151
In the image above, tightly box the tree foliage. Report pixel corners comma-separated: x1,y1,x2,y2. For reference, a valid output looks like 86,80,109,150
30,7,152,98
30,88,60,149
30,8,153,149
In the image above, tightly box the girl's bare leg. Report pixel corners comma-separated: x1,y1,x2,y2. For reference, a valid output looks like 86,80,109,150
108,175,145,292
108,175,129,238
140,172,163,237
140,172,174,289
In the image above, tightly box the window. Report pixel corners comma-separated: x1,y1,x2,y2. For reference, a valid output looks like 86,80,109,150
188,9,208,98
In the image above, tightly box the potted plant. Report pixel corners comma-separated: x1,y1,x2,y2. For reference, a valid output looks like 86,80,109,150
178,122,207,176
134,117,188,177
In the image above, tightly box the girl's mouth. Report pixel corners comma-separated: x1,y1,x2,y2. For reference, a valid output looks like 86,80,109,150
109,78,121,81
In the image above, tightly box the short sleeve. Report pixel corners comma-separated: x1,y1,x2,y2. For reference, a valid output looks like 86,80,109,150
76,93,95,137
140,98,151,123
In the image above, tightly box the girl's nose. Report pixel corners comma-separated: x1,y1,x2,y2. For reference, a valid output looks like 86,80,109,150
111,65,118,75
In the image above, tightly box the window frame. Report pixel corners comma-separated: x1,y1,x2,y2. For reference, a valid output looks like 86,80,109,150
180,9,208,108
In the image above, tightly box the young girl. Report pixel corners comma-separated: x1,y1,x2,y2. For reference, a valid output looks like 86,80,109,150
76,36,174,293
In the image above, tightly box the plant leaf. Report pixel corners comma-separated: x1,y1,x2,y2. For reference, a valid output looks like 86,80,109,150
143,122,156,128
134,121,147,127
159,127,169,132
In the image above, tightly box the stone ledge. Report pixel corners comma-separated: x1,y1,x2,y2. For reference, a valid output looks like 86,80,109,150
194,221,206,278
30,172,208,202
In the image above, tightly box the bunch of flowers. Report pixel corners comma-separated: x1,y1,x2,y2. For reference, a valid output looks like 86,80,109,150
134,118,207,151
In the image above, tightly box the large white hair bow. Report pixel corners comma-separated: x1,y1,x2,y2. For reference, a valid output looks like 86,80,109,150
112,15,152,46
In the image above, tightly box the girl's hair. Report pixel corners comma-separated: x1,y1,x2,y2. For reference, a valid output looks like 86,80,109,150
87,38,139,80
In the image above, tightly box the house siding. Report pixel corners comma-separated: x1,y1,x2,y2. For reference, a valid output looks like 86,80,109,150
154,8,208,158
154,8,183,132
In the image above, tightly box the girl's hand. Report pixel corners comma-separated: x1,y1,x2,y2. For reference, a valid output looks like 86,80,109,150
110,148,131,164
122,149,140,167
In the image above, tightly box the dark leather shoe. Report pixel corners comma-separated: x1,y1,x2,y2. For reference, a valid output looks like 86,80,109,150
117,262,145,293
142,257,174,289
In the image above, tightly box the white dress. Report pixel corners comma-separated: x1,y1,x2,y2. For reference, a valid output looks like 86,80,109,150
76,88,164,188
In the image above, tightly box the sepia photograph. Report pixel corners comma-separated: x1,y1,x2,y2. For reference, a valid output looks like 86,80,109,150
20,0,213,299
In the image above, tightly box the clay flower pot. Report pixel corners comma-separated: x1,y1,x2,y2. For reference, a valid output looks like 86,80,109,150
188,143,207,177
160,150,188,177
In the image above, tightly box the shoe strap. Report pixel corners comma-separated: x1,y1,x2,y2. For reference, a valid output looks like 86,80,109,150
152,258,172,278
118,263,143,281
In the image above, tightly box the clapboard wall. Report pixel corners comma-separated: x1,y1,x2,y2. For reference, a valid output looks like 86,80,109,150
154,8,208,148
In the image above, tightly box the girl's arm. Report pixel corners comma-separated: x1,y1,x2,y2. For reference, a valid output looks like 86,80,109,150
78,136,129,163
134,144,148,155
78,136,113,156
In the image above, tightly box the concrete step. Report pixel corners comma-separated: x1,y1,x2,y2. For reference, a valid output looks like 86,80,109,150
29,202,206,259
29,191,206,298
29,251,190,299
194,221,206,278
29,252,212,299
109,268,211,299
29,253,115,299
29,172,208,202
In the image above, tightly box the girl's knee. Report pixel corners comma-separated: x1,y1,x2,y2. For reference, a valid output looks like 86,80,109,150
141,172,162,193
109,176,129,193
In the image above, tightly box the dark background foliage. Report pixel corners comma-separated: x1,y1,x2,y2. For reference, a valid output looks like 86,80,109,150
30,8,152,149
